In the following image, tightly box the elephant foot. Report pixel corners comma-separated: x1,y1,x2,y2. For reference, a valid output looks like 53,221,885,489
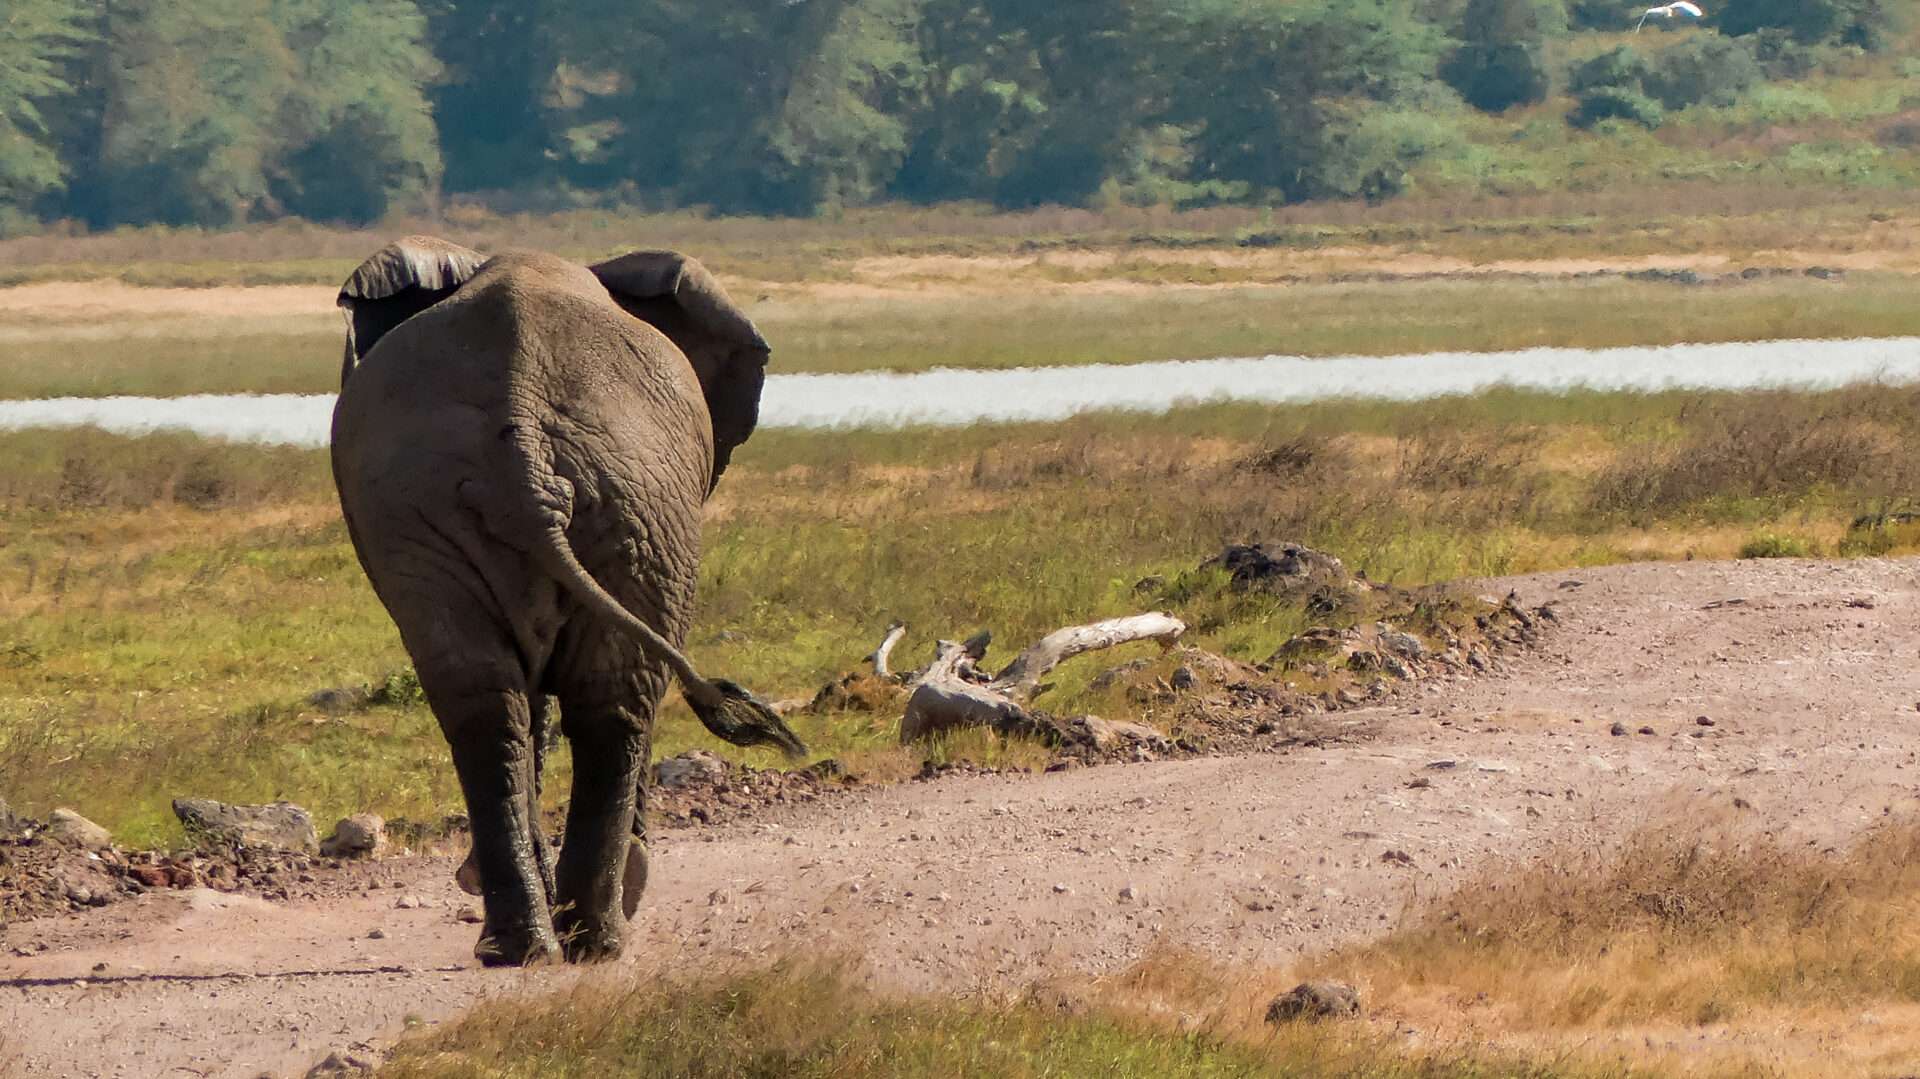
555,910,625,963
473,925,561,967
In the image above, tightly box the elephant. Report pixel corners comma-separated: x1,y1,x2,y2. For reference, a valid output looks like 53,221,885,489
330,236,807,966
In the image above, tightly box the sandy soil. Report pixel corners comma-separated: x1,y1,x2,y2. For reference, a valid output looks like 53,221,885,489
5,555,1920,1077
2,243,1907,331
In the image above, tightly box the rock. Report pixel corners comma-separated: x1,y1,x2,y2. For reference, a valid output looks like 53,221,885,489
1052,883,1070,894
306,1049,373,1077
306,687,366,713
1119,885,1139,903
319,814,387,859
456,905,483,924
654,750,730,791
172,798,317,854
1609,722,1629,736
46,808,112,850
366,928,386,940
1205,542,1366,593
1376,625,1425,660
1695,715,1715,727
1266,981,1362,1023
1068,715,1171,754
395,894,425,910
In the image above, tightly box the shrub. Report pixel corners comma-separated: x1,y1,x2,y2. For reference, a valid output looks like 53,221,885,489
1738,85,1840,125
1717,0,1898,49
1569,87,1666,130
1641,36,1763,110
1568,45,1647,93
1568,0,1633,30
1739,532,1818,558
1876,113,1920,149
1442,0,1566,113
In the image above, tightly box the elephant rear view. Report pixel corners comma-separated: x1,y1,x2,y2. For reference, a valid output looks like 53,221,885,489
330,237,804,966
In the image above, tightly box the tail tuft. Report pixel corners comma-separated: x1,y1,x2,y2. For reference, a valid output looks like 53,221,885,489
688,679,808,760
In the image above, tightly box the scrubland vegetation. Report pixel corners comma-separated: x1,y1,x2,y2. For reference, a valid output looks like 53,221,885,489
0,384,1914,847
378,821,1920,1077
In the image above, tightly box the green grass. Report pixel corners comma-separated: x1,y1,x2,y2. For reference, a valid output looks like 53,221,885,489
2,385,1918,844
378,960,1632,1079
3,273,1918,398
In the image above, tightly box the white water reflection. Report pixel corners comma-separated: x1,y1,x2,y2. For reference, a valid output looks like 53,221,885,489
2,337,1916,447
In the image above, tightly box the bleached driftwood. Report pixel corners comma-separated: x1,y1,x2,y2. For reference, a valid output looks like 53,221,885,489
989,613,1189,702
897,613,1186,744
868,620,908,679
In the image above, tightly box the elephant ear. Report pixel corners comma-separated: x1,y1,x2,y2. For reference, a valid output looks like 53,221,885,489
336,236,487,382
591,250,770,492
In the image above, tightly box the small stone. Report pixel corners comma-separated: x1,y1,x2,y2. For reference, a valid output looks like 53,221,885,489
1406,777,1432,790
1637,726,1656,736
1266,981,1362,1023
46,808,112,850
1609,722,1629,737
395,894,424,910
306,1049,374,1077
456,906,483,924
1380,849,1415,867
319,814,387,859
366,928,386,940
655,751,729,790
1052,883,1071,894
1695,716,1715,727
1169,666,1196,690
1118,885,1138,903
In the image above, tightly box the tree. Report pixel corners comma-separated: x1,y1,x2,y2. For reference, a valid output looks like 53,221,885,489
66,0,297,226
0,0,92,216
1640,35,1760,110
1165,0,1448,202
270,0,444,222
1441,0,1566,113
420,0,562,196
1717,0,1897,49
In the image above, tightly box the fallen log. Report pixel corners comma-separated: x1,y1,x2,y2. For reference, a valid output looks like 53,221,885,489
990,612,1188,702
868,620,908,679
898,613,1185,744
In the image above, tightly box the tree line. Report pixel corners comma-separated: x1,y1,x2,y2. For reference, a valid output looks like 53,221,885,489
0,0,1900,229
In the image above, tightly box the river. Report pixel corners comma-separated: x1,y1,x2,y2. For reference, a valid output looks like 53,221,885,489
1,337,1914,446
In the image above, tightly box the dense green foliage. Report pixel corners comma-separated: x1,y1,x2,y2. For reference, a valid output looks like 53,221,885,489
0,0,1910,226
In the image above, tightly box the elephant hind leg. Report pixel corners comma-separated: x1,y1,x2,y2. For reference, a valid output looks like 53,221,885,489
417,658,560,967
550,674,654,963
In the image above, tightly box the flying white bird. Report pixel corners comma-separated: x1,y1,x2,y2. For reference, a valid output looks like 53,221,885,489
1635,1,1705,31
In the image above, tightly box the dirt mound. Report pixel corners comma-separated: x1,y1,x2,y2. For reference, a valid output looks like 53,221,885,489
0,818,331,932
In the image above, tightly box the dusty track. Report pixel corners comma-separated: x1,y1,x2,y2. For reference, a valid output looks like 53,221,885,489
5,555,1920,1077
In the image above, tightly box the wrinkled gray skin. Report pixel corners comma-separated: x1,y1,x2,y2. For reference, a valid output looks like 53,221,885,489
331,238,805,966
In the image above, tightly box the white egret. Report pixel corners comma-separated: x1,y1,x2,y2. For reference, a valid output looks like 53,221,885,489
1635,1,1705,31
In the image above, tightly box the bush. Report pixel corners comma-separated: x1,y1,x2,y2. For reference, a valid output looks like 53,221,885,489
1739,532,1818,559
1568,0,1633,30
1717,0,1897,49
1738,85,1840,125
1442,0,1565,113
1569,87,1666,130
1568,46,1648,93
1641,36,1763,110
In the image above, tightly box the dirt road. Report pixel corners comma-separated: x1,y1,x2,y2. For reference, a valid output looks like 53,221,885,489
5,555,1919,1077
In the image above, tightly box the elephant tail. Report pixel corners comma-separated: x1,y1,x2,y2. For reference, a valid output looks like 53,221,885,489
458,469,808,761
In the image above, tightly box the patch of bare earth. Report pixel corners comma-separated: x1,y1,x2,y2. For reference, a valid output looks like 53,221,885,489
6,556,1920,1076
